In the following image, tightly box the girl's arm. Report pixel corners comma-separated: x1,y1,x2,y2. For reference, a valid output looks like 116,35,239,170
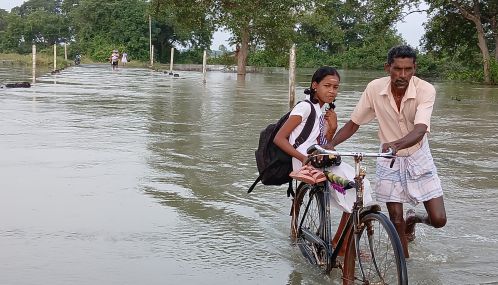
273,115,308,164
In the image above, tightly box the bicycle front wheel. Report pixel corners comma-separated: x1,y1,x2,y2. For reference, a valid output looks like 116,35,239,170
291,183,330,269
343,212,407,285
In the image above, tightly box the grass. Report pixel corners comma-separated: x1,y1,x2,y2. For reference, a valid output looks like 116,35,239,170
0,52,72,70
0,53,163,72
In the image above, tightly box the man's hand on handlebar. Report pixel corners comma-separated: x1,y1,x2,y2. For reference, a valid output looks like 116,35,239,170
381,142,397,168
381,142,398,155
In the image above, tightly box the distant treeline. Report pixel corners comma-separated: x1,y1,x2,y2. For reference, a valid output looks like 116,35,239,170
0,0,496,83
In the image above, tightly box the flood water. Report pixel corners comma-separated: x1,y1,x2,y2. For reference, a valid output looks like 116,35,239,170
1,64,497,285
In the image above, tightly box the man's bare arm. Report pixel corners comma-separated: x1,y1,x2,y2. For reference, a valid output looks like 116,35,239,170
382,124,427,152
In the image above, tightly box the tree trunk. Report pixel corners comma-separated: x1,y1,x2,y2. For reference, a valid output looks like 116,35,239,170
237,27,249,75
475,21,491,84
453,1,491,84
491,17,498,60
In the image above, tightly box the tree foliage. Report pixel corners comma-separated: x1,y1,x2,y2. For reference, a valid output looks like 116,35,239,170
295,0,408,55
149,0,215,62
70,0,151,61
0,0,69,53
3,0,494,84
423,0,498,83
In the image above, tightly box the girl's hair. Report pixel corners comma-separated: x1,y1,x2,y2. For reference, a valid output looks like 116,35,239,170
304,66,340,104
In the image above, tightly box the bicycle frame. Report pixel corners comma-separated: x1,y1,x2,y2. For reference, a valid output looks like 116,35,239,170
302,145,396,274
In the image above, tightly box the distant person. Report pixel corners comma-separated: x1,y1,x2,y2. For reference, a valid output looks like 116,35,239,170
74,54,81,65
121,52,128,65
326,45,447,258
110,50,119,70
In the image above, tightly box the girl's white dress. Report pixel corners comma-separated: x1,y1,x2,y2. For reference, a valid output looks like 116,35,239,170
287,96,373,213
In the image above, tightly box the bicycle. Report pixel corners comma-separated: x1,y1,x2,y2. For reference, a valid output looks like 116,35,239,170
290,145,408,285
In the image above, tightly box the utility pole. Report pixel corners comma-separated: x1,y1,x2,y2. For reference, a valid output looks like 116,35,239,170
288,44,296,108
149,15,152,66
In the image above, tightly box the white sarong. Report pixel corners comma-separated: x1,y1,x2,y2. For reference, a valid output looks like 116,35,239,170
374,139,443,205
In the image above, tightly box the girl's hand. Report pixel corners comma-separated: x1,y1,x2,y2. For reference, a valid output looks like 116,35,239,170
324,109,338,135
300,154,309,166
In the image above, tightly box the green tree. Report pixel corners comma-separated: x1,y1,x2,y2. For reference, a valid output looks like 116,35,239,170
71,0,150,61
216,0,308,75
0,0,70,53
292,0,408,69
425,0,498,84
150,0,215,62
0,9,8,31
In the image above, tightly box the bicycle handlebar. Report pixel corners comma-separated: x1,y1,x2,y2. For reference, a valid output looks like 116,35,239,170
308,145,397,159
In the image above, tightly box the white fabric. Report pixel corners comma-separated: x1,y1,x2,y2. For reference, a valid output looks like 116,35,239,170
121,53,128,63
327,162,373,213
287,98,372,213
289,97,322,171
375,137,443,205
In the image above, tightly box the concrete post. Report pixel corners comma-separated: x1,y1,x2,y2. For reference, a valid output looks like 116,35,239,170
32,44,36,83
202,50,207,83
53,44,57,71
288,44,296,109
170,48,174,73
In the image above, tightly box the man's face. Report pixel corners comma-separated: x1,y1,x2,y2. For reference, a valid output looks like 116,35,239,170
385,57,416,91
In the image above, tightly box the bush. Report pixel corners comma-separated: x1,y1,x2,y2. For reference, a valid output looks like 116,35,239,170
490,58,498,84
175,49,203,64
208,51,237,67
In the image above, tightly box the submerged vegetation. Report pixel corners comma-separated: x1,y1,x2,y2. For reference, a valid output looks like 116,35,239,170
0,0,496,83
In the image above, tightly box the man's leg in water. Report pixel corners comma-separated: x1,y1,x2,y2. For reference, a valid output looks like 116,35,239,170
405,196,447,240
386,202,409,258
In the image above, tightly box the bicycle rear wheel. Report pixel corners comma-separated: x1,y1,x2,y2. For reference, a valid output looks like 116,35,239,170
342,212,407,285
291,183,331,269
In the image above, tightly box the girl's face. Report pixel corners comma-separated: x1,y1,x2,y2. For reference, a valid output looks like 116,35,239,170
312,74,340,106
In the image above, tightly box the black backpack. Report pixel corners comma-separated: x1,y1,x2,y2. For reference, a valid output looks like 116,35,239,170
248,100,316,197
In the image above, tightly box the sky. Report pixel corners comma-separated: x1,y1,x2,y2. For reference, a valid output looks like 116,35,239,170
0,0,24,11
1,0,427,50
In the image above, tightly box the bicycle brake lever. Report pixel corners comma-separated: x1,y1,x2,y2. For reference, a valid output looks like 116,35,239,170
387,147,396,168
389,158,396,168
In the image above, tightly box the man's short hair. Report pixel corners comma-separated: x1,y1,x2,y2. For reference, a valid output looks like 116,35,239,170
387,45,417,65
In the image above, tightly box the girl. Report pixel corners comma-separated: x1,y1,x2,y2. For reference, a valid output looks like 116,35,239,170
274,66,372,255
273,66,339,170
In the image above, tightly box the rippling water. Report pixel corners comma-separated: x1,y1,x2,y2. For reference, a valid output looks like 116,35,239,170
1,64,497,284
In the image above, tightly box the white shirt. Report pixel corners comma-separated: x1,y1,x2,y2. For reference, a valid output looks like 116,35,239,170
288,97,321,171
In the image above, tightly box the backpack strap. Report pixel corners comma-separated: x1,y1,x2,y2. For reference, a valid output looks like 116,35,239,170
292,100,316,148
288,100,315,196
286,180,295,197
247,158,279,193
248,100,316,195
247,175,261,194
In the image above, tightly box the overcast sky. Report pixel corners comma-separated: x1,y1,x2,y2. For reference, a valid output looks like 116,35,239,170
1,0,427,50
0,0,24,11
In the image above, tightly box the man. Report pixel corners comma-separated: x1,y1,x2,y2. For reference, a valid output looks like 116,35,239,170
110,50,119,70
327,45,446,258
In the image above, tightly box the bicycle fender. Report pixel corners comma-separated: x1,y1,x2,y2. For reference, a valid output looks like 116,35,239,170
359,204,382,217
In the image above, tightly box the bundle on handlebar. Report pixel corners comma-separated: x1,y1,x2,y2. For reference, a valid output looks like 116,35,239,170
324,171,355,190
